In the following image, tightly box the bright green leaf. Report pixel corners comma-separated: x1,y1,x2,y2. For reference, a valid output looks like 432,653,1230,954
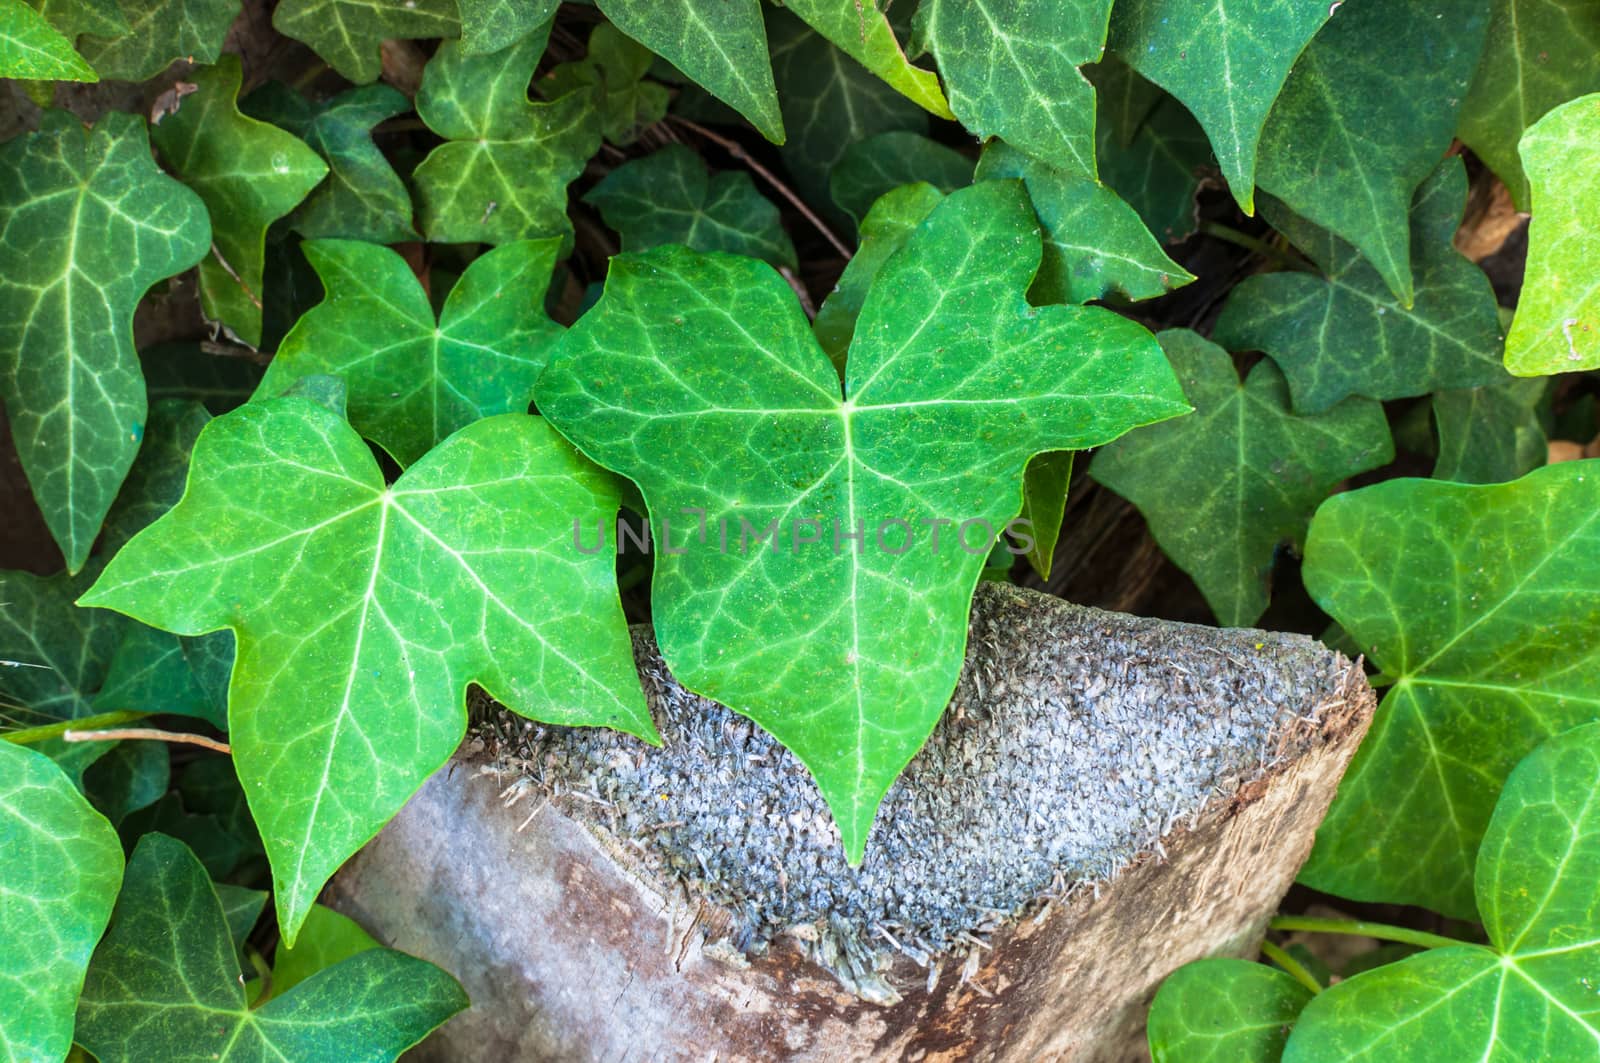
257,238,563,466
585,144,795,270
0,740,123,1063
1284,722,1600,1061
1148,957,1313,1063
976,140,1193,305
829,131,972,228
596,0,782,143
0,0,96,80
1214,157,1505,414
1298,459,1600,917
271,0,456,84
241,82,417,245
913,0,1114,180
1504,93,1600,375
1089,56,1209,245
1433,376,1548,484
150,56,327,348
271,903,378,996
0,111,209,573
1459,0,1600,209
1109,0,1332,214
76,0,237,82
546,22,668,146
783,0,952,118
536,181,1188,860
1255,0,1491,305
413,33,599,247
76,833,467,1062
1093,329,1393,627
79,399,654,942
457,0,555,55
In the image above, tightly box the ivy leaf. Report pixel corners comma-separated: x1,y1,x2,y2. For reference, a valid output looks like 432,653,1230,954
1147,958,1314,1063
256,238,563,466
1109,0,1332,214
596,0,782,143
82,739,168,824
141,343,263,413
24,0,126,40
1214,157,1505,414
1504,93,1600,376
1298,458,1600,917
76,0,238,82
537,181,1188,859
1459,1,1600,209
976,140,1193,305
271,903,378,997
241,82,417,245
76,833,467,1062
79,398,654,942
585,144,795,270
913,0,1114,179
456,0,555,55
829,131,972,227
1016,449,1073,581
413,33,599,247
1433,376,1548,484
0,110,210,573
783,0,952,118
271,0,456,84
0,0,97,81
0,741,123,1063
96,622,229,729
1284,722,1600,1060
1254,0,1491,305
1089,56,1209,245
546,22,668,146
150,56,328,348
1092,330,1392,627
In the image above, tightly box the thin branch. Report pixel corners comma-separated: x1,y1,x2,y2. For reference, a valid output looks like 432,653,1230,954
666,114,853,260
62,727,232,755
1269,915,1462,952
1259,940,1323,995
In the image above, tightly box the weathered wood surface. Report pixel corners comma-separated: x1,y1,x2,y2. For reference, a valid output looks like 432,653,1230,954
329,583,1373,1061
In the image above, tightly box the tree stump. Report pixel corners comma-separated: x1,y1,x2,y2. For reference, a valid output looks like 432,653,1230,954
327,583,1373,1061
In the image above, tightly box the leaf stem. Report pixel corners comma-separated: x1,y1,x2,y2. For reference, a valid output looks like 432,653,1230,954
62,727,231,755
1200,221,1315,272
2,710,150,745
666,114,853,260
1259,940,1323,994
1270,915,1462,951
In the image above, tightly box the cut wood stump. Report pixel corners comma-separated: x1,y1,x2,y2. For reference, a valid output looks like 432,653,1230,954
327,583,1374,1061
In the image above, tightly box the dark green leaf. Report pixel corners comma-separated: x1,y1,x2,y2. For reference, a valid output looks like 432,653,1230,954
1433,376,1548,484
82,738,168,824
1148,957,1313,1063
214,882,266,954
1016,450,1073,582
271,0,456,84
546,22,669,146
140,343,264,414
829,131,972,227
77,0,238,82
1088,56,1209,245
23,0,125,39
457,0,555,56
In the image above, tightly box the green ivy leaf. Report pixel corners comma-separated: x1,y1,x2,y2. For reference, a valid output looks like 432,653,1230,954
271,0,456,84
413,33,599,247
1214,158,1504,414
783,0,952,118
79,398,654,942
82,739,168,824
257,238,563,466
1459,1,1600,209
96,622,229,729
913,0,1113,179
0,741,123,1063
829,131,972,227
596,0,782,143
150,56,327,348
1284,722,1600,1060
976,140,1193,305
214,882,266,954
1109,0,1332,214
1255,0,1490,305
537,181,1187,859
76,833,466,1062
1504,93,1600,376
457,0,555,55
1433,376,1548,484
23,0,126,40
1298,458,1600,917
76,0,238,82
1148,957,1314,1063
271,903,378,997
585,144,795,270
1016,449,1073,581
241,82,417,245
0,110,210,573
546,22,668,146
1093,330,1392,627
0,0,96,80
1089,56,1209,245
